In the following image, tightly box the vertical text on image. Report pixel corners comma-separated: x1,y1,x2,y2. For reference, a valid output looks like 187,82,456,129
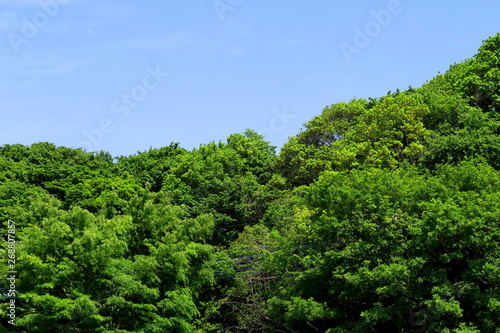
6,219,17,326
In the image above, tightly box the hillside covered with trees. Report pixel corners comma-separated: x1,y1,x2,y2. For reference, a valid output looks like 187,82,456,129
1,34,500,332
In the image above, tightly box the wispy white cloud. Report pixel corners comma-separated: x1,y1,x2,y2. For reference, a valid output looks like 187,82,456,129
278,37,310,46
0,53,90,79
0,0,85,6
19,55,90,75
85,2,138,19
0,0,40,6
218,18,253,36
33,59,90,75
96,30,221,52
48,2,142,38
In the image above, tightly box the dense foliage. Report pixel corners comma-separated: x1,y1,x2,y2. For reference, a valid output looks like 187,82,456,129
1,34,500,332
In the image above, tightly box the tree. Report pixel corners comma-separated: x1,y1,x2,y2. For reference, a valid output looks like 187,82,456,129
453,33,500,113
266,162,500,332
116,143,187,192
274,93,430,186
162,130,275,246
1,186,215,332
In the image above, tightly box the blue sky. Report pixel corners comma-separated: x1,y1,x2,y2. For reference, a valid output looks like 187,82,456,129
1,0,499,157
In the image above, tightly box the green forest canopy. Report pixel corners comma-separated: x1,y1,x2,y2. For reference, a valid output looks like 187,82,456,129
1,33,499,332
